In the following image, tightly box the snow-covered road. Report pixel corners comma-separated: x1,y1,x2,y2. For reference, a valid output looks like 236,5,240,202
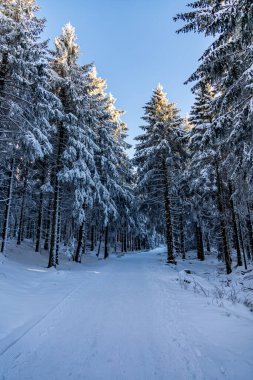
0,248,253,380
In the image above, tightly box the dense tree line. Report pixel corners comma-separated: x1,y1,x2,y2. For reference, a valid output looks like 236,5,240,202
1,0,252,275
0,0,148,267
135,0,253,273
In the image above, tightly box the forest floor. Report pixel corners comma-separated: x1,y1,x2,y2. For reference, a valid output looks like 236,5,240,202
0,243,253,380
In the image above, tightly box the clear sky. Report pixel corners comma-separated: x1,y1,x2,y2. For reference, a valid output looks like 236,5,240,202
38,0,211,155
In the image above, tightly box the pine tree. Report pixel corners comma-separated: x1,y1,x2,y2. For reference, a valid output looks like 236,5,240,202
173,0,253,273
48,23,98,266
134,85,184,264
86,67,133,259
0,0,57,254
175,0,253,200
188,83,215,261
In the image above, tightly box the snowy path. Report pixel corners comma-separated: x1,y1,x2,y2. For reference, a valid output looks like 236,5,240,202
0,249,253,380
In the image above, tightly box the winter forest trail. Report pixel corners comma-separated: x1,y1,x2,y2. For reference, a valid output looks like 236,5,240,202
0,249,253,380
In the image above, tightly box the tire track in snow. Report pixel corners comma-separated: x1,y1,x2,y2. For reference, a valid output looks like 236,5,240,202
1,251,253,380
0,278,85,357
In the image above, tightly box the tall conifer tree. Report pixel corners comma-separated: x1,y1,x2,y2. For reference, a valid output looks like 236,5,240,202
135,85,183,263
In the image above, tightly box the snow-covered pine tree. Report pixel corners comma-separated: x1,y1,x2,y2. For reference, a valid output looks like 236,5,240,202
187,82,235,272
106,93,134,254
176,0,253,180
187,83,215,262
0,0,57,254
174,0,253,272
85,67,133,258
48,23,98,266
174,1,253,161
134,85,184,264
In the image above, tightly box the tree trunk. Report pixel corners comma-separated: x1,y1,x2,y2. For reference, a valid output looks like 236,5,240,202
228,183,242,266
17,170,28,246
82,220,87,257
104,225,109,259
74,222,84,263
215,163,232,274
137,236,141,251
1,159,14,254
44,196,51,250
238,218,247,270
180,211,185,259
26,219,32,239
163,161,175,264
124,229,127,252
195,222,205,261
96,234,102,258
48,123,64,268
90,225,94,251
55,200,61,265
48,182,60,268
205,234,211,255
121,231,124,253
114,231,117,253
35,190,43,253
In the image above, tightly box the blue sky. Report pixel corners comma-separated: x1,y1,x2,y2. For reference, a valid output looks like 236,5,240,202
38,0,210,155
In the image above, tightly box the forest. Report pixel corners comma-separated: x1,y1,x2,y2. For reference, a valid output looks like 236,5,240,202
1,1,253,380
0,0,252,276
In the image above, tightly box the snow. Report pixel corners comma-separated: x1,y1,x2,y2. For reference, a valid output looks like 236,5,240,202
0,244,253,380
177,252,253,311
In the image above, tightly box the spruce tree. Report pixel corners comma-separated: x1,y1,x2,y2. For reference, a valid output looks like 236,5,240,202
135,85,184,264
86,67,133,259
188,83,215,262
48,24,98,266
0,0,57,254
173,0,253,273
